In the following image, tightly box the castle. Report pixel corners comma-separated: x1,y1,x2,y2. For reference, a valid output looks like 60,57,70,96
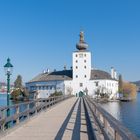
26,32,118,99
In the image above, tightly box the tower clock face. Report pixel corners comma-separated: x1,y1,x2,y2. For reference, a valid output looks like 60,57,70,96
79,53,83,58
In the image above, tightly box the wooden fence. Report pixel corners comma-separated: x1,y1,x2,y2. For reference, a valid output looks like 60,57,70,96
0,95,72,131
83,96,139,140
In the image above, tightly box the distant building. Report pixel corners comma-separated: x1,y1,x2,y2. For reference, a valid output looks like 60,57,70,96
0,82,14,93
26,32,118,99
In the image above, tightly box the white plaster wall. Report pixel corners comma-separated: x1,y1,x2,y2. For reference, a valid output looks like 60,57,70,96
73,51,91,81
26,80,65,98
92,79,118,96
72,51,92,95
64,80,73,95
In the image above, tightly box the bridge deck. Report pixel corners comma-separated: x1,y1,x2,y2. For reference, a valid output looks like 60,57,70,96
1,97,94,140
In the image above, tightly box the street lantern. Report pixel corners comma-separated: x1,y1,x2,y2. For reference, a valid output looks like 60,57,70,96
4,58,13,106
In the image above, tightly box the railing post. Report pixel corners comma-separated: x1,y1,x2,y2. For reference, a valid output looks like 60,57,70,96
48,98,50,108
27,103,30,119
53,97,55,105
15,105,20,124
103,118,108,130
54,97,57,104
0,110,5,131
115,130,122,140
35,101,38,114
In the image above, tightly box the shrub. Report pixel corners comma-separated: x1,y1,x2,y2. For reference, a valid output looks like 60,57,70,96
122,82,137,99
50,91,63,97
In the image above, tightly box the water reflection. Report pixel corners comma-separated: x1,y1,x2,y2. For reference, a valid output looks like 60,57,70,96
101,101,121,121
101,93,140,138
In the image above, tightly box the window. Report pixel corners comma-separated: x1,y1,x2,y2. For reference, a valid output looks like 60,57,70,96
76,75,78,78
84,60,86,63
76,54,78,57
84,75,87,78
80,83,83,87
84,54,86,57
95,82,99,87
76,66,78,69
84,66,86,69
50,86,53,90
76,60,78,63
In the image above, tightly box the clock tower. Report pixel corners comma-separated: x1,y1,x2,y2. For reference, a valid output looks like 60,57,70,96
72,31,91,95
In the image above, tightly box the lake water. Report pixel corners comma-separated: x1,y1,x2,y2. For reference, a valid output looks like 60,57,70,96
0,93,140,137
0,93,14,107
0,93,8,106
101,92,140,138
0,93,34,128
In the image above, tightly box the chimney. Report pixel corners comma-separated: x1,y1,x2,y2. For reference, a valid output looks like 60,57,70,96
114,70,117,79
111,67,115,79
43,70,46,74
64,65,66,70
47,69,50,73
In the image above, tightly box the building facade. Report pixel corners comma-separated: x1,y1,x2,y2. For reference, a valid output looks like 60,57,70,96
26,32,118,99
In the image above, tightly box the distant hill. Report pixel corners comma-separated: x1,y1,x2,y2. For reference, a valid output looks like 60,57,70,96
132,81,140,92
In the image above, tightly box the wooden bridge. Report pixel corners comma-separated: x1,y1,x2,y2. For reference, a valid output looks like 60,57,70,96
0,95,139,140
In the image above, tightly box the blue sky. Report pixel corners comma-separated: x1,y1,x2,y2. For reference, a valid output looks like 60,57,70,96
0,0,140,83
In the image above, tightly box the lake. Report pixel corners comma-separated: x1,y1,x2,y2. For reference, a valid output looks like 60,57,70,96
0,93,15,107
101,92,140,138
0,93,34,128
0,93,8,106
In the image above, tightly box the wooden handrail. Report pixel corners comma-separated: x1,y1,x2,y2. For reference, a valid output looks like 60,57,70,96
83,96,139,140
0,95,73,131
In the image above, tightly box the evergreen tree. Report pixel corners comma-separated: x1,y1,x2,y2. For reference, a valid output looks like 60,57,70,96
14,75,22,89
119,74,123,93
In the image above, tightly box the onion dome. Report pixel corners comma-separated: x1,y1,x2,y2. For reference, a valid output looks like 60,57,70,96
76,31,88,51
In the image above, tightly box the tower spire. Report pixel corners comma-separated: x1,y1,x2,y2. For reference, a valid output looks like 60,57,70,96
79,31,84,42
76,31,88,51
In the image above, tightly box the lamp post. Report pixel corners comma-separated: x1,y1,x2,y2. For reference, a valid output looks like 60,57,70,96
4,58,13,118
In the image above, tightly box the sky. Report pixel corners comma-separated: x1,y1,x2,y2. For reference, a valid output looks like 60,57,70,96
0,0,140,83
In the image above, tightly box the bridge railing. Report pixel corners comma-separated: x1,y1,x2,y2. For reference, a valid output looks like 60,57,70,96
83,96,139,140
0,94,72,131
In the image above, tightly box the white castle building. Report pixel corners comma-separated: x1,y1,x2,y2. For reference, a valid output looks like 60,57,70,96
26,32,118,99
